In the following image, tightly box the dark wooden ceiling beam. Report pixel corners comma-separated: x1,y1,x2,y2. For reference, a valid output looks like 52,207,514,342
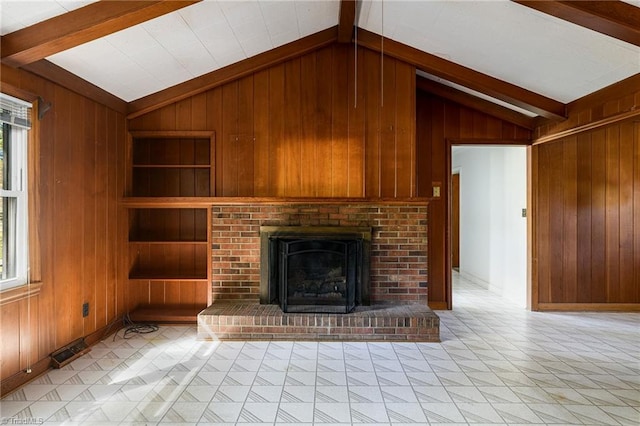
357,29,566,120
338,0,357,43
128,26,339,119
513,1,640,47
417,77,536,130
1,0,201,67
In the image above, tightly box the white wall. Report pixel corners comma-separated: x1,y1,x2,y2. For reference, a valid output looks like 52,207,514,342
452,146,527,307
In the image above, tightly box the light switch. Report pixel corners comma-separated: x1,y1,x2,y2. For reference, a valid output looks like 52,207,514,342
433,186,441,197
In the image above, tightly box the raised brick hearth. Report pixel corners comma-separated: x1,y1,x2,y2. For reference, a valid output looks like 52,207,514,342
198,203,439,341
198,302,439,341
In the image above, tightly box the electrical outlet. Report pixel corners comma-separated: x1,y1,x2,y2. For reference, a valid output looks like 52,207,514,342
433,186,441,198
522,208,527,218
82,302,89,318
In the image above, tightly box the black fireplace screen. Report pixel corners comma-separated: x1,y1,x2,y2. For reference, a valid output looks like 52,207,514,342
260,226,371,314
276,238,358,313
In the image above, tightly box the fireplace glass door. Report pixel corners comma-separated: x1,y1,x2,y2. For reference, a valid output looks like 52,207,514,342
275,238,358,313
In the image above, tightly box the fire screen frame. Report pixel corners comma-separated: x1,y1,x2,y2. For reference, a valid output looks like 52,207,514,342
260,226,371,312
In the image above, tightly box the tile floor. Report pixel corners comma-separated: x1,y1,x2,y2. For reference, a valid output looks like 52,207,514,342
2,272,639,425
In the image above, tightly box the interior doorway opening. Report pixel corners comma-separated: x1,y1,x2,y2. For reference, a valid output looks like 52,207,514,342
451,145,528,308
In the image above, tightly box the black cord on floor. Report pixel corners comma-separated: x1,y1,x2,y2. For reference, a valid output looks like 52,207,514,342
113,313,159,341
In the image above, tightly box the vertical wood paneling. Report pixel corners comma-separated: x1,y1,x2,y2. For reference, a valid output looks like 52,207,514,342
576,133,592,302
159,104,176,131
165,281,180,305
347,46,365,197
300,52,318,197
395,61,415,198
635,123,640,303
1,303,20,378
82,97,97,333
94,105,108,329
36,80,56,360
221,81,238,196
117,120,129,315
269,65,285,197
618,122,634,303
253,69,270,196
1,67,126,386
364,49,381,198
427,98,446,304
415,95,432,196
605,126,620,302
534,121,640,306
191,93,207,130
332,46,349,197
284,59,302,196
175,98,192,131
206,88,222,196
55,86,80,344
106,109,119,322
548,141,564,302
562,137,578,302
459,107,474,139
128,44,418,200
380,56,397,198
19,296,39,368
315,48,333,198
537,145,551,302
591,129,607,302
237,76,255,196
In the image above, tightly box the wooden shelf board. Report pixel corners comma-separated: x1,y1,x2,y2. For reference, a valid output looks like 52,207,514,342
129,240,208,245
123,198,214,207
133,164,211,168
121,197,433,208
129,275,208,282
129,305,205,323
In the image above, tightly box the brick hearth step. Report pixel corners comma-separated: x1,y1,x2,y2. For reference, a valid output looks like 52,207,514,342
197,303,440,342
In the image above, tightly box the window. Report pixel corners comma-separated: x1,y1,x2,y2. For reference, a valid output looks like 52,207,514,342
0,93,31,291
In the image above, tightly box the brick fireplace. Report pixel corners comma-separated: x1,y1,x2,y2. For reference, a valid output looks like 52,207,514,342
209,203,428,303
198,203,440,341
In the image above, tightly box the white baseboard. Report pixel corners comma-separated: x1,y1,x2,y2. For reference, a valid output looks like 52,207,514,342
458,271,490,289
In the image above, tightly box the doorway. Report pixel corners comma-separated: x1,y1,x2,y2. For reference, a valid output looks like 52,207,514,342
451,145,528,308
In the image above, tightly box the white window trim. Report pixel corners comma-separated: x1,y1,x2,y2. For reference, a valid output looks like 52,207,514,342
0,97,30,292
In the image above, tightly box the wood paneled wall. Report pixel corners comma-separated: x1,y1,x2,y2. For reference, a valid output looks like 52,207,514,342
532,77,640,309
416,92,532,308
0,65,127,387
535,121,640,306
129,44,416,198
129,43,533,310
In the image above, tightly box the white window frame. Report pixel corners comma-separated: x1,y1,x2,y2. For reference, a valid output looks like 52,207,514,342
1,94,30,292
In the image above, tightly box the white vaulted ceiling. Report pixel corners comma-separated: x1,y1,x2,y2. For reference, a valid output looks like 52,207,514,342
360,0,640,103
1,0,639,109
46,0,339,101
0,0,96,34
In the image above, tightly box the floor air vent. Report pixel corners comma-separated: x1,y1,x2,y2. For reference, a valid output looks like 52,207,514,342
50,338,91,368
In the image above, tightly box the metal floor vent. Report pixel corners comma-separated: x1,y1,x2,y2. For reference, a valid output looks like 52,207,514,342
50,338,91,369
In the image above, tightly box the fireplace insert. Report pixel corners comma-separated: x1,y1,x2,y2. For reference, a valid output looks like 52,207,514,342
260,226,371,313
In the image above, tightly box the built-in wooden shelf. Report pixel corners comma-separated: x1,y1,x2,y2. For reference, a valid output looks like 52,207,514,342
128,275,208,281
126,132,215,319
129,305,204,323
133,164,211,168
129,240,208,245
121,196,435,208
